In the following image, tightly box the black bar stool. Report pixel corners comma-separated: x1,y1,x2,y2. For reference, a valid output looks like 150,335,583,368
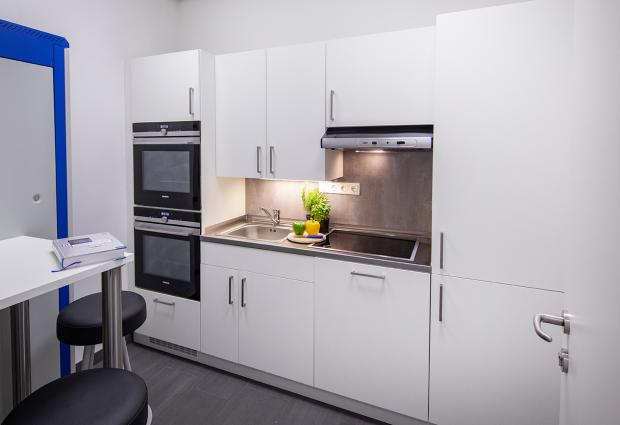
57,291,147,371
2,369,148,425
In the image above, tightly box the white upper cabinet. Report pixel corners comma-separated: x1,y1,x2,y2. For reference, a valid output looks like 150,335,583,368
130,50,201,123
432,0,573,291
266,42,341,181
315,258,430,420
326,27,435,127
429,275,564,425
215,50,267,178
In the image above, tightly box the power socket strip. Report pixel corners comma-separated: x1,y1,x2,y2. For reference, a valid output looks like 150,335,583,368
319,181,361,196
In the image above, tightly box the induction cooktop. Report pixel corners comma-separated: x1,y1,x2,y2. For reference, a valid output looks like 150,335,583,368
312,229,419,261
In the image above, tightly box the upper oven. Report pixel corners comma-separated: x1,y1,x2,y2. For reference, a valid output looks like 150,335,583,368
133,121,201,211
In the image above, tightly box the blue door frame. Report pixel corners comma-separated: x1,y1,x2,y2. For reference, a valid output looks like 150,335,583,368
0,19,71,377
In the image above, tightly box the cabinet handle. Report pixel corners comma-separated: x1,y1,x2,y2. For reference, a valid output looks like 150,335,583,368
440,232,445,269
241,277,246,307
153,298,175,307
256,146,262,174
228,276,234,305
189,87,195,116
350,270,385,280
329,89,335,122
438,284,444,322
269,146,275,174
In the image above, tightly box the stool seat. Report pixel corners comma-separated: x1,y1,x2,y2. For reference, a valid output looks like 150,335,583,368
2,369,148,425
57,291,147,346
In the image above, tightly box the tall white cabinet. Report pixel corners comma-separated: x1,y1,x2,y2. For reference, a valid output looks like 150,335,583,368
326,27,435,127
130,50,201,123
432,0,573,292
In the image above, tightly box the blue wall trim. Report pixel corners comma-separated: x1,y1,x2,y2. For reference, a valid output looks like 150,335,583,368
0,19,71,377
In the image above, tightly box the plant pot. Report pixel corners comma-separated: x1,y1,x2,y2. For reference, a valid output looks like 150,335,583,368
319,219,330,234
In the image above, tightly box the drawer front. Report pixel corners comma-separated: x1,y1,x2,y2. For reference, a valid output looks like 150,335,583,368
202,242,314,282
133,287,201,351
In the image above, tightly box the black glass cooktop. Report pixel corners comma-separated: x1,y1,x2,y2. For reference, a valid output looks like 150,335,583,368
313,229,417,260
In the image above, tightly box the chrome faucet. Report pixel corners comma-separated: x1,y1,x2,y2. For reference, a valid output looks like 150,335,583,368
260,207,281,227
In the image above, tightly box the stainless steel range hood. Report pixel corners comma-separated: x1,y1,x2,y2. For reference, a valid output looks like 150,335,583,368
321,125,433,151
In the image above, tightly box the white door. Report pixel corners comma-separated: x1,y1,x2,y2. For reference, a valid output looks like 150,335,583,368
325,27,435,127
130,50,200,123
215,50,266,178
558,1,620,424
238,271,313,385
201,265,238,362
266,42,327,180
429,275,564,425
432,0,573,291
314,258,430,420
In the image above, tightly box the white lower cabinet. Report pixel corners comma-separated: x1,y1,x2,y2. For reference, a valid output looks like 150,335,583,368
429,275,564,425
314,258,430,420
134,288,201,351
238,271,313,385
201,265,239,363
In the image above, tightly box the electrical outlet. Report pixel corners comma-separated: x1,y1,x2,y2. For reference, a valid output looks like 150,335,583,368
319,181,361,196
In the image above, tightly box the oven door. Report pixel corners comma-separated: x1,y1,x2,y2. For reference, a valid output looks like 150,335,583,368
133,139,200,210
134,221,200,300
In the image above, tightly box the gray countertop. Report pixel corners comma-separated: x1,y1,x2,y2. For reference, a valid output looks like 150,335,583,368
201,216,432,274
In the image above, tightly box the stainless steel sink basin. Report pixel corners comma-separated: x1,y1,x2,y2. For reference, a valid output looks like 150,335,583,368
224,224,289,242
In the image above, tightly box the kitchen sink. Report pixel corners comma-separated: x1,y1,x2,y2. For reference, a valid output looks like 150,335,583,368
224,224,289,242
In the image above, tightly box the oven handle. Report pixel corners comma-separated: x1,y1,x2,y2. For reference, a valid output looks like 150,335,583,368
135,222,200,237
133,137,200,145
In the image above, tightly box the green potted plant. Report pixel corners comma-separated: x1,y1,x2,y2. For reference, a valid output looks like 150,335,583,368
301,186,331,234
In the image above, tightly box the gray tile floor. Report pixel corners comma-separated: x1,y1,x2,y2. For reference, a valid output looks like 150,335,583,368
127,343,384,425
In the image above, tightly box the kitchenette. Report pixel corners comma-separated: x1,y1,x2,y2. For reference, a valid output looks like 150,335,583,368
124,1,572,424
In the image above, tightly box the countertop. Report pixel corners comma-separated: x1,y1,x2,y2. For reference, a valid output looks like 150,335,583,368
201,216,431,274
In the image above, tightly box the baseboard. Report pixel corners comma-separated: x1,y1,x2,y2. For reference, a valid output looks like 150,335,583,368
133,333,429,425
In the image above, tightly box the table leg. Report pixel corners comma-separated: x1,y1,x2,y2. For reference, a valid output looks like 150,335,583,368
101,266,123,368
10,301,31,406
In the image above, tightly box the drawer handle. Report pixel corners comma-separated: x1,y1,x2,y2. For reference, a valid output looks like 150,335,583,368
350,271,386,280
241,277,247,307
153,298,175,307
439,284,444,322
228,276,234,305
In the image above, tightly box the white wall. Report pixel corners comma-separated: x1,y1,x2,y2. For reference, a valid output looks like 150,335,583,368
1,0,182,298
176,0,529,53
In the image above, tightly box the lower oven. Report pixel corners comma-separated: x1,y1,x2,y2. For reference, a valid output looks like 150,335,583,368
134,207,201,301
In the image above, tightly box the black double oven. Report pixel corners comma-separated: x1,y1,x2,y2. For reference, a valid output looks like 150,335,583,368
133,121,201,301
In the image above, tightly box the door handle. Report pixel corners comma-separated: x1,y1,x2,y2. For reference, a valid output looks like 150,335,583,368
241,277,246,307
228,276,234,305
438,284,444,322
189,87,195,116
256,146,262,174
439,232,445,269
329,89,335,122
533,310,570,342
269,146,275,174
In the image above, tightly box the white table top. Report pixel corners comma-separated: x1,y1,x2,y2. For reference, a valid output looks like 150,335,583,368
0,236,133,310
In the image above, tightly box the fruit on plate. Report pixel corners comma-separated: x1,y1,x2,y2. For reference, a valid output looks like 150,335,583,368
305,220,320,236
292,222,305,236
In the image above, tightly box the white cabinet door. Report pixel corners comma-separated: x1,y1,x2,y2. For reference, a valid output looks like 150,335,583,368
215,50,266,178
326,27,435,127
314,258,430,420
130,50,200,123
429,275,564,425
267,42,330,181
238,271,313,385
134,288,201,351
201,265,238,362
432,0,573,291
